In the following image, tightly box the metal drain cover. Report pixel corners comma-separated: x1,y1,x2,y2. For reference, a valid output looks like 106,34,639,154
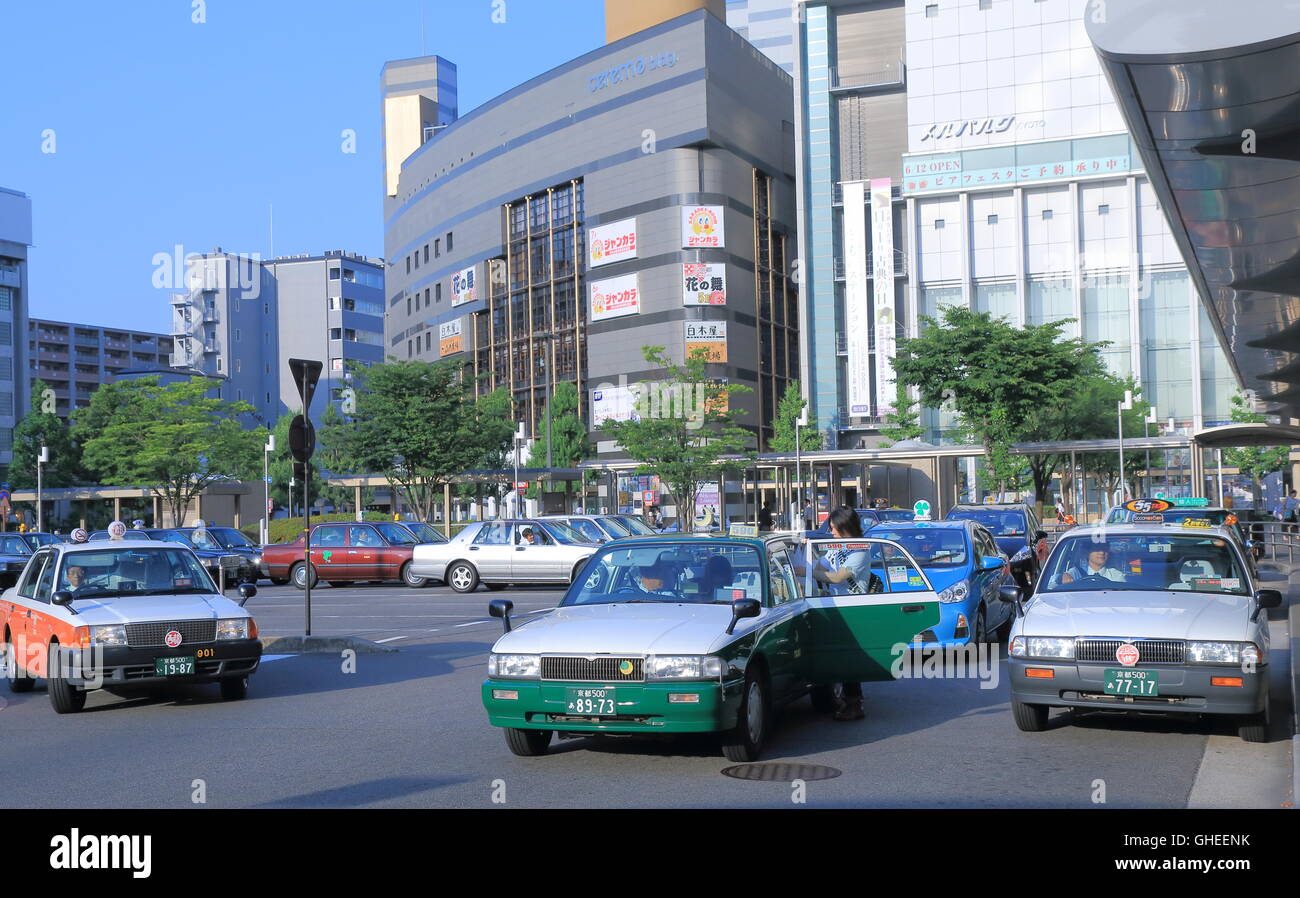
721,763,841,782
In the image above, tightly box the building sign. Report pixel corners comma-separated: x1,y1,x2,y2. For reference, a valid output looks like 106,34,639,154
682,263,726,305
451,265,477,306
586,51,678,92
681,205,725,249
592,384,640,425
870,178,896,417
588,218,637,268
589,273,639,322
438,319,463,356
903,153,1134,194
919,115,1018,143
842,181,871,417
684,320,727,363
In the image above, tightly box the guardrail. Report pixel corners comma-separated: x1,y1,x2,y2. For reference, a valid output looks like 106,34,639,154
1242,520,1300,563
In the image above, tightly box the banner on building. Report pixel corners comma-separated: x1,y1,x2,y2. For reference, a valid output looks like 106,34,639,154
871,177,896,416
589,272,639,322
684,320,727,363
682,263,726,305
842,181,871,417
451,265,477,307
591,384,640,425
438,319,463,356
588,217,637,268
681,205,725,248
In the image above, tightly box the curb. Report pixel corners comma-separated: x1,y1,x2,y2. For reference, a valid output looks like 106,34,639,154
259,635,398,654
1291,600,1299,808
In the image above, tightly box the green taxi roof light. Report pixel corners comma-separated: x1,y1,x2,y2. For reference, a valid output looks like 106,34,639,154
1173,497,1209,506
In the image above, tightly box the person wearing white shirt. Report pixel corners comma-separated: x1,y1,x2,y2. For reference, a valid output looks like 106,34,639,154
1052,546,1126,588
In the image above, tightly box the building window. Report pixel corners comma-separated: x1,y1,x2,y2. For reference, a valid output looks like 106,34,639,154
266,392,271,405
435,284,442,302
264,302,269,315
1042,209,1054,220
235,359,241,373
934,219,945,229
405,256,411,274
423,245,429,263
434,238,441,257
408,340,413,357
329,267,340,279
0,322,9,346
425,331,431,351
986,214,998,225
978,0,991,9
407,297,412,315
216,358,222,372
0,288,10,311
925,3,938,16
425,288,431,306
0,357,10,381
1098,204,1110,215
446,232,453,251
330,328,342,340
414,253,419,270
0,392,12,416
235,329,241,342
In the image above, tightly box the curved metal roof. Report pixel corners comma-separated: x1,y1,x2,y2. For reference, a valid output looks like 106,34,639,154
1191,422,1300,447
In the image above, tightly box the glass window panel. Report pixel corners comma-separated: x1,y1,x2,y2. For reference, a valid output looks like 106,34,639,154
973,282,1018,322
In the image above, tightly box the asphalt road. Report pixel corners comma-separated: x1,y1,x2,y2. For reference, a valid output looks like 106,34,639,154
0,573,1293,809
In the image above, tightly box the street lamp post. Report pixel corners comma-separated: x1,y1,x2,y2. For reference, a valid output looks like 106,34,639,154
1143,406,1157,497
263,434,275,543
794,407,806,529
513,421,525,518
1117,390,1133,506
36,445,47,534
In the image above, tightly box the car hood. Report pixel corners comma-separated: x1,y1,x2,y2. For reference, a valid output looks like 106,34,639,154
492,603,737,655
1023,589,1255,641
65,593,250,625
993,535,1026,556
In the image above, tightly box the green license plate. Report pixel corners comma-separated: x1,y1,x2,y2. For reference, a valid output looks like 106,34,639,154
565,686,616,715
1103,668,1158,696
155,656,195,677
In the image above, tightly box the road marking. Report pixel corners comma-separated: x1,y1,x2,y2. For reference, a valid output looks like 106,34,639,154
260,654,294,662
455,621,489,628
374,636,406,644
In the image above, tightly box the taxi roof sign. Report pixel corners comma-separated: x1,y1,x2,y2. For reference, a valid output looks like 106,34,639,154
728,523,759,538
913,499,932,521
1123,498,1171,514
1173,497,1209,507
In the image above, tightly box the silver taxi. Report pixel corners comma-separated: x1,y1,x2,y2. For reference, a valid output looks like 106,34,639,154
410,519,599,592
1004,523,1280,742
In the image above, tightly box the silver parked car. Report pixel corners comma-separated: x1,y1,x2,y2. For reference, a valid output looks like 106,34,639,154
410,519,599,593
538,514,639,543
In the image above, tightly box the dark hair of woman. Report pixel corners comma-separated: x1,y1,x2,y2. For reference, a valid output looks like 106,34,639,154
827,506,863,538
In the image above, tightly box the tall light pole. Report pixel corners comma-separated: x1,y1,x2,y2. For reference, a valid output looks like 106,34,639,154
513,421,525,518
1117,389,1133,506
1143,406,1157,497
36,444,47,534
263,433,275,543
794,406,807,528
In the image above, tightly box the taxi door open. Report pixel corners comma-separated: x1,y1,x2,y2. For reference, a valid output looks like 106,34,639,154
800,538,940,684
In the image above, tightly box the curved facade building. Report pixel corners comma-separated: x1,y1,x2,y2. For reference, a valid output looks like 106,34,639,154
382,8,798,453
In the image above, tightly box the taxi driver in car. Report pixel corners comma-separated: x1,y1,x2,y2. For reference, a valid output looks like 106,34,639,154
65,564,89,593
1053,544,1126,587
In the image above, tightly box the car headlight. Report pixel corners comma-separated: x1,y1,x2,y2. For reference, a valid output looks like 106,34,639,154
1187,641,1259,665
937,582,969,604
645,655,724,680
216,618,251,640
88,624,127,646
1010,636,1075,660
488,653,540,678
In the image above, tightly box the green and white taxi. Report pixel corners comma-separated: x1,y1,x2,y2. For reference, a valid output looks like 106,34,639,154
481,532,941,760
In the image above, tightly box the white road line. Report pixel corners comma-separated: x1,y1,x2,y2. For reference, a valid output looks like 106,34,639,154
455,621,488,628
259,654,294,662
374,636,406,643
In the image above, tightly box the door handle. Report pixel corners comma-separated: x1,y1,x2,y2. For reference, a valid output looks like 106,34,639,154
516,547,526,552
348,550,358,554
469,546,479,551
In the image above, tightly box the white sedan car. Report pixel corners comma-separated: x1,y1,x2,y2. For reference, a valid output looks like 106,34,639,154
1005,523,1280,742
410,520,599,592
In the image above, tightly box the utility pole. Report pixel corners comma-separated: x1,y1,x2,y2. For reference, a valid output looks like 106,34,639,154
37,445,48,534
263,433,275,543
1117,389,1133,506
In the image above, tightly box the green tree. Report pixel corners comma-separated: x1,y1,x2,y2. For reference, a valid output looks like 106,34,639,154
877,383,925,448
73,376,265,526
9,380,84,490
524,382,591,506
600,346,754,527
321,361,514,521
769,381,823,452
1076,382,1154,504
456,387,517,516
1223,392,1291,507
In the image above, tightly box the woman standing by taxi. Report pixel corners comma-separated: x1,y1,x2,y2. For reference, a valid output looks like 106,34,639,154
812,506,875,721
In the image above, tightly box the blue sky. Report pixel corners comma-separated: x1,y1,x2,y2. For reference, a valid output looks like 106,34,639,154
1,0,604,333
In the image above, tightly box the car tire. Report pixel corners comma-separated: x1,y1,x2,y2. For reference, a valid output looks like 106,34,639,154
270,578,289,586
220,676,248,701
1239,699,1270,743
570,561,590,585
809,684,838,714
447,562,479,593
290,563,317,590
971,607,988,645
5,632,34,693
722,664,769,762
504,727,552,757
1011,699,1049,732
400,562,429,589
46,642,86,714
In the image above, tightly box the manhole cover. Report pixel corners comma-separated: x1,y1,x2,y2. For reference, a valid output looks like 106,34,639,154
721,763,841,782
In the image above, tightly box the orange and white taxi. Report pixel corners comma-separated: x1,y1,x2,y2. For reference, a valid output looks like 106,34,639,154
1,540,262,713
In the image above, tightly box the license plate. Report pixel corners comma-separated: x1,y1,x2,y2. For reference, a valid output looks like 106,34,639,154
1103,668,1158,696
155,656,195,676
565,686,616,715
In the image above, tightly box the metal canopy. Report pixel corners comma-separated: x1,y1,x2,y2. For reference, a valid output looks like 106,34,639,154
1191,422,1300,448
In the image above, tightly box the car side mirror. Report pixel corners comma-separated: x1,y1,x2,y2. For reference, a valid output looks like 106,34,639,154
1254,588,1282,610
52,590,77,613
727,597,761,635
981,556,1004,572
489,598,514,633
237,582,257,606
998,585,1023,615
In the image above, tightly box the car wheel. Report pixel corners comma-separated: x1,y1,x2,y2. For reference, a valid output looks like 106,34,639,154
809,684,839,714
971,607,988,645
5,631,34,693
1239,699,1270,743
722,664,769,762
400,562,429,588
1011,699,1049,732
570,561,590,585
46,642,86,714
504,727,552,757
290,563,317,590
447,562,479,593
220,676,248,701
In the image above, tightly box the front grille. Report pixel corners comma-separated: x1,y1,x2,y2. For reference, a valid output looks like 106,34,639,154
540,656,643,682
1076,638,1185,664
125,620,216,648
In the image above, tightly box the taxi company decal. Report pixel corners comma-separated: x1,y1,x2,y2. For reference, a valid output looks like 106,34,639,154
438,319,463,356
451,265,477,307
164,630,182,648
588,218,637,268
1115,644,1140,667
1124,498,1172,514
684,320,726,363
589,273,639,322
682,262,726,305
681,205,725,249
617,660,634,675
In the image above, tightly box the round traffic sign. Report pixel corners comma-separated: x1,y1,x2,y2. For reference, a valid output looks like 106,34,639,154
1115,643,1140,667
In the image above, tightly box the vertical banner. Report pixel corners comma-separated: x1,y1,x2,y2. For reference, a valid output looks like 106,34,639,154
438,319,463,356
842,181,871,417
871,177,896,416
682,263,727,305
451,265,478,307
681,205,725,248
684,320,727,362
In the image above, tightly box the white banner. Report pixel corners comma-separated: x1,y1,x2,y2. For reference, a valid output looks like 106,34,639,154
842,181,871,417
451,264,478,307
591,384,640,425
682,262,726,305
588,218,637,268
871,178,896,416
589,273,639,322
681,205,725,248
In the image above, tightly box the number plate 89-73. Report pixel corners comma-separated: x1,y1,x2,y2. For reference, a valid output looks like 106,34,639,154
565,687,616,715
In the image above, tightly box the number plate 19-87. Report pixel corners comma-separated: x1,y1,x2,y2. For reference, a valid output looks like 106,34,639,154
565,687,616,715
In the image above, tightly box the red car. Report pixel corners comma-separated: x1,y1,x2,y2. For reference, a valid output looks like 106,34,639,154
261,521,431,589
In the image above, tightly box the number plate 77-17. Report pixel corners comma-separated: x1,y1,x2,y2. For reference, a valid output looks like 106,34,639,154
565,687,616,715
1103,668,1158,696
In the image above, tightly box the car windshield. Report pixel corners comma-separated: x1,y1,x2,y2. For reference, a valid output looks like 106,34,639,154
374,522,417,545
562,541,764,606
60,547,216,597
864,528,969,567
537,520,588,544
1039,533,1250,596
947,509,1026,536
185,529,222,550
0,535,32,555
401,522,447,543
25,533,59,548
616,516,658,535
563,518,609,542
596,516,633,537
211,527,255,548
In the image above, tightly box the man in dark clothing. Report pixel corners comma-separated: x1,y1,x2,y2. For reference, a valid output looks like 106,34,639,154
758,503,774,531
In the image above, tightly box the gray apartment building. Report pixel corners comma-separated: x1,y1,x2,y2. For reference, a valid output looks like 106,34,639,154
169,250,384,427
28,319,172,419
0,187,32,465
382,0,799,452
